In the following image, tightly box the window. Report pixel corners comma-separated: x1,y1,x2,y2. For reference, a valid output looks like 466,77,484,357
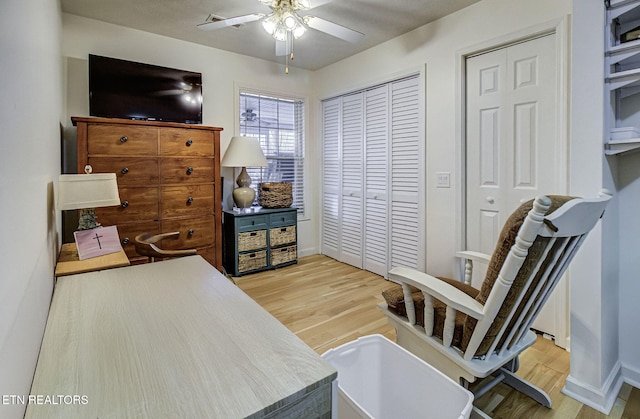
239,91,305,217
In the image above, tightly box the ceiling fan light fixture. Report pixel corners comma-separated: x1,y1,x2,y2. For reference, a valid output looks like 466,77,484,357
273,25,288,41
282,12,297,30
262,14,278,35
292,24,306,39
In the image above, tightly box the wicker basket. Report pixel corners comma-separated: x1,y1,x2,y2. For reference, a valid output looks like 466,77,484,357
258,182,293,208
269,225,296,247
238,250,267,273
237,230,267,252
270,245,297,266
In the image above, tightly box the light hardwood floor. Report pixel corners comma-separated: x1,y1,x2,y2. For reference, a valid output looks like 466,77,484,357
234,254,639,419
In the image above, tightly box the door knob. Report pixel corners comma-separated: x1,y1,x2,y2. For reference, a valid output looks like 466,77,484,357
486,197,495,204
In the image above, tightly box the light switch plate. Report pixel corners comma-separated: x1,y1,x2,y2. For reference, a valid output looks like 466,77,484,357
436,172,451,188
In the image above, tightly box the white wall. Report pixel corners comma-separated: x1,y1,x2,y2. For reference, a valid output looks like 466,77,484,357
314,0,629,413
62,13,320,256
0,0,63,417
313,0,572,276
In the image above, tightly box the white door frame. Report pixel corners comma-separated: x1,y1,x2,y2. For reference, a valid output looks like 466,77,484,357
454,16,571,348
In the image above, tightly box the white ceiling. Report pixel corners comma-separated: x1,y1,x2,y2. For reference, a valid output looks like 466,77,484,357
61,0,480,71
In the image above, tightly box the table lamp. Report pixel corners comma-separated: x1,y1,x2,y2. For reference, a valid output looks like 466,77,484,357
221,136,268,209
58,166,121,230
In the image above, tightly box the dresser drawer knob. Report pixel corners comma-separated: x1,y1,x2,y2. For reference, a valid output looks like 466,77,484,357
121,167,129,174
186,167,193,175
188,229,195,236
122,237,129,245
120,136,128,143
186,139,193,146
121,201,129,208
187,196,193,204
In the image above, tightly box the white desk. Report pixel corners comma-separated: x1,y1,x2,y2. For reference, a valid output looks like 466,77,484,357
26,256,336,418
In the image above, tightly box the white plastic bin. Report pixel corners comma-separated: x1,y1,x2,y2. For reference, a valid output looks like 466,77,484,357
322,334,473,419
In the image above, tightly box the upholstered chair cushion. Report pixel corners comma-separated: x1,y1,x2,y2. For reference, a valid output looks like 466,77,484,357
382,278,479,349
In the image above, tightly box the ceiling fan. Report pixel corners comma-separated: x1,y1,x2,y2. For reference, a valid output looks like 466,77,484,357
197,0,364,73
241,109,259,123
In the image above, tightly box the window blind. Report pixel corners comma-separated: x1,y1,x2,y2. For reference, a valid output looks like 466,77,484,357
239,92,305,217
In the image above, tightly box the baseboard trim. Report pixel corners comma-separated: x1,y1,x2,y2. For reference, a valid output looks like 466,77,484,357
562,360,624,414
621,362,640,389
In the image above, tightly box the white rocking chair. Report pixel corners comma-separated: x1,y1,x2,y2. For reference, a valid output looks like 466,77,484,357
379,193,611,413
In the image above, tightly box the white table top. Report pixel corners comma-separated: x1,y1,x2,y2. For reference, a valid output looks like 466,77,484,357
26,256,336,418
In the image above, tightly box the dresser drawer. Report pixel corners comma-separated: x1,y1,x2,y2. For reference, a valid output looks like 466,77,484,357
269,225,296,247
269,210,297,227
87,124,158,155
159,129,214,157
160,184,214,218
116,221,161,259
161,216,215,249
96,187,159,224
88,157,159,186
238,230,267,252
236,215,268,232
159,158,214,184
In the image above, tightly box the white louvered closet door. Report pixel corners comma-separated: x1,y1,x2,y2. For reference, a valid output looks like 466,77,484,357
321,98,341,260
340,93,365,268
363,85,389,276
390,76,424,271
321,74,423,276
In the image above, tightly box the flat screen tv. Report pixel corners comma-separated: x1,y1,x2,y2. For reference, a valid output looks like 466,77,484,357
89,54,202,124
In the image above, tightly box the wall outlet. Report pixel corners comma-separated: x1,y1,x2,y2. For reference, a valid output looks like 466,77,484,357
436,172,451,188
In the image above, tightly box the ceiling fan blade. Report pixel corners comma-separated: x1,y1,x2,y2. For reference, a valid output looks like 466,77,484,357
197,14,263,31
305,16,364,43
307,0,334,9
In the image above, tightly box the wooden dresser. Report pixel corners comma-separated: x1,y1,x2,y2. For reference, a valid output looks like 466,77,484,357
72,117,223,269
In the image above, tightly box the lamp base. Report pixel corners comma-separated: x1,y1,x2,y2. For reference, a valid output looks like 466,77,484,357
78,208,101,230
233,187,256,209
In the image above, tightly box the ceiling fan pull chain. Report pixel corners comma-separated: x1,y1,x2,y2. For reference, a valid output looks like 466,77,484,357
290,34,295,61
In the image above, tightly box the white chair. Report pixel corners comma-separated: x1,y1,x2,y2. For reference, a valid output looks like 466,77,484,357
379,192,611,411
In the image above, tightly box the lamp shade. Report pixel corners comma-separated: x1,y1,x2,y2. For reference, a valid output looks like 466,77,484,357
221,136,268,167
58,173,121,210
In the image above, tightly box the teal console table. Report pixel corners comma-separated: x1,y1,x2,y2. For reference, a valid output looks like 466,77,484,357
223,207,298,276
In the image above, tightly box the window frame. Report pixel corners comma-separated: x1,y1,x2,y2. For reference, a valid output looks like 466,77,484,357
236,87,307,219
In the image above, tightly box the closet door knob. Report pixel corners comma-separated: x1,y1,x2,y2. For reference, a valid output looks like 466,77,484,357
121,167,129,174
120,136,128,143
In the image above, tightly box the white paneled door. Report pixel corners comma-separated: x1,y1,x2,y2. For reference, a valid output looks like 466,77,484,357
465,33,564,340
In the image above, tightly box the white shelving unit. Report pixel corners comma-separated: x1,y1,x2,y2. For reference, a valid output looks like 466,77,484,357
605,0,640,155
